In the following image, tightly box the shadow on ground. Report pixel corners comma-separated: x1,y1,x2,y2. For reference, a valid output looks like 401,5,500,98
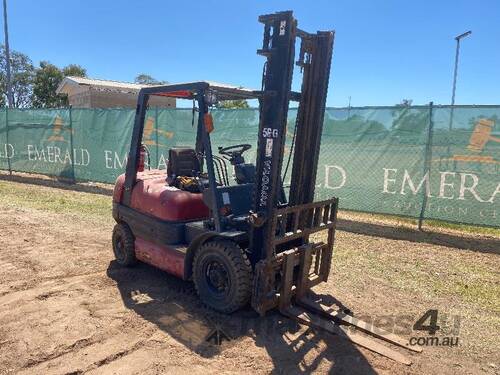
0,171,113,196
337,218,499,255
106,260,378,374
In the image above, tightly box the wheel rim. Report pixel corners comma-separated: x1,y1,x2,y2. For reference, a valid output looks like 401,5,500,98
205,259,231,296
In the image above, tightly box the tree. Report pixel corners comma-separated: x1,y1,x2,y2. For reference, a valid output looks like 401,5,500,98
134,74,166,85
216,99,250,109
32,62,87,108
32,61,66,108
390,98,429,138
0,44,35,107
399,99,413,107
327,115,387,141
62,64,86,78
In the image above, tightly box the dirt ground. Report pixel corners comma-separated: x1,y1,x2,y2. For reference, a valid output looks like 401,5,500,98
0,174,498,374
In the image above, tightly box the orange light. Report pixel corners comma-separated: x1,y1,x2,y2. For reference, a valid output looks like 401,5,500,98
204,113,214,133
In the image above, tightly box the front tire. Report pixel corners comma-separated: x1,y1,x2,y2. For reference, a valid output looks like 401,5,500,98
112,223,137,267
193,240,252,313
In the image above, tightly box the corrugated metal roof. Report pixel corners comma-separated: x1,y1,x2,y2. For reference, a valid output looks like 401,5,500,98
57,76,153,94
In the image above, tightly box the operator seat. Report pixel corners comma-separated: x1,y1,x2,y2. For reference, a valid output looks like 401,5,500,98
167,147,200,177
166,147,207,193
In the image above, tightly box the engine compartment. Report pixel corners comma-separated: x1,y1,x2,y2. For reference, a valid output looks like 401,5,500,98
113,169,210,222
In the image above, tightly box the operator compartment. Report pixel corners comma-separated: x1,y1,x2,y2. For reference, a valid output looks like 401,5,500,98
113,148,210,245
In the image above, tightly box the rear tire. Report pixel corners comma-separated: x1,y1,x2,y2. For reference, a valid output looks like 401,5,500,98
112,223,137,267
193,240,252,313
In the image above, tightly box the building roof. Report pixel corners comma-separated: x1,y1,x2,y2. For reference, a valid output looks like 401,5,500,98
57,76,154,95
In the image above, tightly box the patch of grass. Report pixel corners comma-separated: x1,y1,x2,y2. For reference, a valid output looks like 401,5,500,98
435,262,500,312
424,219,500,237
450,279,499,310
340,210,500,237
0,180,111,221
333,241,499,313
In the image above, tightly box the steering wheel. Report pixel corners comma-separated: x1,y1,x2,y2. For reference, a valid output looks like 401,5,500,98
218,144,252,158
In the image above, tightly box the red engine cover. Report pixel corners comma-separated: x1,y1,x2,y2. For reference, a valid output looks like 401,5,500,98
113,169,209,221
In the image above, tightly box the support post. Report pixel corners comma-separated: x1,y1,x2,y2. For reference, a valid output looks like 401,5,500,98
418,102,434,231
4,107,11,174
3,0,13,108
154,106,159,169
122,91,149,206
198,94,222,232
68,105,76,183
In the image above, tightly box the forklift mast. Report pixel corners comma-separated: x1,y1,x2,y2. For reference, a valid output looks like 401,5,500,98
250,11,297,264
250,11,335,263
289,30,334,208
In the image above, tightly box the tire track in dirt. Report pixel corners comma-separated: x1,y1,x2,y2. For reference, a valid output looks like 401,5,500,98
0,259,16,272
0,270,152,374
18,332,158,375
21,336,95,370
1,186,498,374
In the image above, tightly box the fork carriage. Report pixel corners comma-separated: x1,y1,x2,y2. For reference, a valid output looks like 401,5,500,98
252,198,338,314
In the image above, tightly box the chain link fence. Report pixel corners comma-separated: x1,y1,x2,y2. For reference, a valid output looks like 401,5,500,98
0,105,498,227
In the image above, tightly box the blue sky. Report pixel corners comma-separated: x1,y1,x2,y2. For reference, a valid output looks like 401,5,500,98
5,0,500,107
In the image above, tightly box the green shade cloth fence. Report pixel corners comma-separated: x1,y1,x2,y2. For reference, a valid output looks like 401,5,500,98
0,105,498,227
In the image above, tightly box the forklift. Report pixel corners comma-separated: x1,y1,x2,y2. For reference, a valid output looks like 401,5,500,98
112,11,420,364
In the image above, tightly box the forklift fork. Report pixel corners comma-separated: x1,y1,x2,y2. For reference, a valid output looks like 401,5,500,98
252,197,421,365
279,249,422,365
279,243,423,365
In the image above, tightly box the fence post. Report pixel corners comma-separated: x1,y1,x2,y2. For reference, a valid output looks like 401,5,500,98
418,101,434,230
5,106,11,175
155,106,159,169
68,105,76,184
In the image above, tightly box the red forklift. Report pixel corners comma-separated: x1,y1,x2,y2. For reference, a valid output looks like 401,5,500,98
112,11,420,364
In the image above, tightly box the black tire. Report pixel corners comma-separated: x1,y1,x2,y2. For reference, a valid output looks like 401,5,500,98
112,223,137,267
193,240,252,313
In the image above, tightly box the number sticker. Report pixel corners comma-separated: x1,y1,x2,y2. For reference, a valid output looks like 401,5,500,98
265,138,273,157
263,128,278,138
279,21,286,35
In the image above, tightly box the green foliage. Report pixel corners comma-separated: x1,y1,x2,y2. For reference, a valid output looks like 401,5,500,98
216,99,250,109
390,99,429,135
398,99,413,107
32,62,87,108
390,99,414,122
1,43,87,109
0,44,35,107
62,64,86,78
134,74,167,85
328,115,386,138
32,61,66,108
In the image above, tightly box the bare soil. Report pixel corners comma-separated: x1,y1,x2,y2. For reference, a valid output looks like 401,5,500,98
0,175,498,374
